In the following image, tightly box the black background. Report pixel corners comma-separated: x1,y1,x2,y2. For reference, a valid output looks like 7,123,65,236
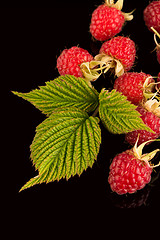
2,0,160,236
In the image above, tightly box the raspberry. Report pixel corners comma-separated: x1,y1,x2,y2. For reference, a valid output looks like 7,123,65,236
144,0,160,33
90,5,125,41
108,149,152,195
108,139,160,195
100,36,136,72
113,72,154,105
125,105,160,146
90,0,133,41
57,46,93,78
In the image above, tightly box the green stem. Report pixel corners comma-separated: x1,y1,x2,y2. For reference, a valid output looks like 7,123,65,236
92,106,99,117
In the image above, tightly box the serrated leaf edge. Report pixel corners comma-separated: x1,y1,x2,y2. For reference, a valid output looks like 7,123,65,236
20,109,101,191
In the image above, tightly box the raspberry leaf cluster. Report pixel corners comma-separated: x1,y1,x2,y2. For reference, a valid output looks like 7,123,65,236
13,75,153,191
12,0,160,193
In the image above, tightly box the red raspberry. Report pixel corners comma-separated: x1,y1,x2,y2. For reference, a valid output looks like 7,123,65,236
90,0,133,41
57,46,93,78
144,1,160,33
99,36,136,73
113,72,154,105
108,149,152,195
125,105,160,146
90,5,125,41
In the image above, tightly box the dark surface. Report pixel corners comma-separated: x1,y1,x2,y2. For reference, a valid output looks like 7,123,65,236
2,1,160,236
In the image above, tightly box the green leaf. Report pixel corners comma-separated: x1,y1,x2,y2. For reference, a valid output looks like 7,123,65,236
20,107,101,191
99,89,153,134
12,75,99,116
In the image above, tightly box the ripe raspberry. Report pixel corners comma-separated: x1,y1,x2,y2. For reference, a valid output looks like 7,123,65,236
90,0,133,41
57,46,93,78
108,149,152,195
108,139,160,195
90,5,125,41
99,36,136,75
144,1,160,33
125,105,160,146
113,72,154,105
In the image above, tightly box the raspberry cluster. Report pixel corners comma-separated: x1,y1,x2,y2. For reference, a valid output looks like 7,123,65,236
56,0,160,195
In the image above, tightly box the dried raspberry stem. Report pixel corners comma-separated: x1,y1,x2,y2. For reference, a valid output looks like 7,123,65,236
105,0,134,21
92,106,99,117
151,162,160,168
113,0,123,10
105,0,114,6
143,76,158,100
80,53,125,82
144,98,160,117
94,53,124,76
80,61,102,82
122,10,134,21
105,0,123,10
151,27,160,48
142,75,160,117
133,137,160,169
